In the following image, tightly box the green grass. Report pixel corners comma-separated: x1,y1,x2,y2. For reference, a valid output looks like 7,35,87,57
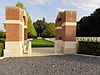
0,38,5,57
31,39,54,47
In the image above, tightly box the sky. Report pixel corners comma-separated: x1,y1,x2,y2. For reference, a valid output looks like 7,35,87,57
0,0,100,30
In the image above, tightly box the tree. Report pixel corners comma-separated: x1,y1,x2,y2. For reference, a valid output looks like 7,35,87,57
42,22,55,38
77,7,100,37
16,1,37,38
0,31,6,38
3,23,6,30
28,17,37,38
41,29,49,38
16,1,26,10
33,18,47,37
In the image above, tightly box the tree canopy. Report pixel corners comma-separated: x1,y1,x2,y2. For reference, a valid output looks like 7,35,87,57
16,1,26,10
77,8,100,37
42,22,55,38
33,18,47,37
28,17,37,38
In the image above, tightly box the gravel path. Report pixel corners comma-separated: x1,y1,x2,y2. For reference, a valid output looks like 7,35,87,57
0,55,100,75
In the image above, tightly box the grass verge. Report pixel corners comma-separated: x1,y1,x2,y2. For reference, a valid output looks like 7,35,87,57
31,39,54,47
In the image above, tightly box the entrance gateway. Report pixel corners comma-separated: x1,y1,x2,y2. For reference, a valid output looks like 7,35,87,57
4,6,77,57
4,6,31,57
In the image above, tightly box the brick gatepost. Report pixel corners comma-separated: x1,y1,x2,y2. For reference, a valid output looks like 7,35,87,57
5,6,29,57
55,10,77,54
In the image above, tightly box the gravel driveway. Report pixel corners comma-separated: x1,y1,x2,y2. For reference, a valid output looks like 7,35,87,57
0,55,100,75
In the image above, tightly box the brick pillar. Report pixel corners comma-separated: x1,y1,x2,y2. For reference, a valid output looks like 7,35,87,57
5,6,28,57
55,10,77,54
55,12,63,53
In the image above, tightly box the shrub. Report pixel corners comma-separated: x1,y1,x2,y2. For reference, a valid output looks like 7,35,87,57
77,41,100,55
0,31,6,38
0,38,5,57
0,43,4,56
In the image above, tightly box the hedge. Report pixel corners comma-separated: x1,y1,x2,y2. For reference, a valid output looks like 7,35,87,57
0,38,5,57
77,41,100,55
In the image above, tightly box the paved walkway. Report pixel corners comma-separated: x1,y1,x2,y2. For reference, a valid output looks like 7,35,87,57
24,47,61,56
0,55,100,75
32,47,55,54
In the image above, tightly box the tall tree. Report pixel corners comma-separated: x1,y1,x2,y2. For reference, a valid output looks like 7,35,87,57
16,1,37,38
3,23,6,30
77,8,100,37
28,17,37,38
16,1,26,10
33,18,47,37
42,22,55,38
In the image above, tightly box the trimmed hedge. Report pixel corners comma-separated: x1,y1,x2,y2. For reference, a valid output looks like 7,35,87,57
0,43,4,56
0,38,5,57
77,41,100,55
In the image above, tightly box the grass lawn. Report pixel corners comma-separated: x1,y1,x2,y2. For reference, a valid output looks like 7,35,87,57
0,38,5,57
31,39,54,47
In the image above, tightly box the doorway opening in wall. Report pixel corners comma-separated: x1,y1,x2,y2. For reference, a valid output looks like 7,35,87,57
31,20,55,54
59,37,62,40
31,19,55,48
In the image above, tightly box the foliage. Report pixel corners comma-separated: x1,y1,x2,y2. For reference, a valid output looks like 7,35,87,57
31,39,54,47
42,22,55,38
0,31,6,38
0,32,4,37
77,8,100,37
33,18,47,37
3,23,6,30
16,1,26,10
77,41,100,55
0,38,5,57
28,17,37,38
16,1,37,38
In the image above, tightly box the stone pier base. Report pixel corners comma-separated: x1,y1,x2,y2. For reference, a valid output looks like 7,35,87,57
63,41,77,54
55,40,63,53
55,40,77,54
28,41,32,54
4,42,24,57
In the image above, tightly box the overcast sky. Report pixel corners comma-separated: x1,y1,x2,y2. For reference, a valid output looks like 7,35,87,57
0,0,100,30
